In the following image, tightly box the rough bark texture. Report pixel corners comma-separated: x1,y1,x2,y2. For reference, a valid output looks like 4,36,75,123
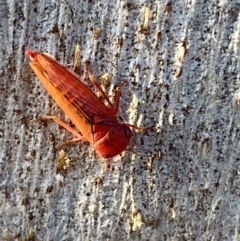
1,0,240,240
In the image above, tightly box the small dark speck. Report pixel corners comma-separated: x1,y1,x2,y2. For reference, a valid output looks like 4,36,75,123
46,186,53,193
28,212,34,221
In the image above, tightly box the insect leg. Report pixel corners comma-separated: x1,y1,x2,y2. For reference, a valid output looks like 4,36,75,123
56,137,87,150
112,80,127,115
39,116,86,149
40,116,82,137
126,123,155,132
85,61,115,110
103,158,110,171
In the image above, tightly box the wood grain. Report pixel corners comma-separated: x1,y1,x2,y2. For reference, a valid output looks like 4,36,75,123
0,1,240,240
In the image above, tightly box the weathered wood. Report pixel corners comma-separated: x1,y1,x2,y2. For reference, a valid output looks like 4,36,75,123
1,1,240,240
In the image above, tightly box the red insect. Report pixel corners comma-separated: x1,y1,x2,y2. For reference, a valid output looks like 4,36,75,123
26,50,152,161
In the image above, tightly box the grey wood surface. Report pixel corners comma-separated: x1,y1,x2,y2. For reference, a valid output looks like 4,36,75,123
1,0,240,240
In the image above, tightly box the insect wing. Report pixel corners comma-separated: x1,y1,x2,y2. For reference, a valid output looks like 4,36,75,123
27,51,119,144
35,53,117,124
